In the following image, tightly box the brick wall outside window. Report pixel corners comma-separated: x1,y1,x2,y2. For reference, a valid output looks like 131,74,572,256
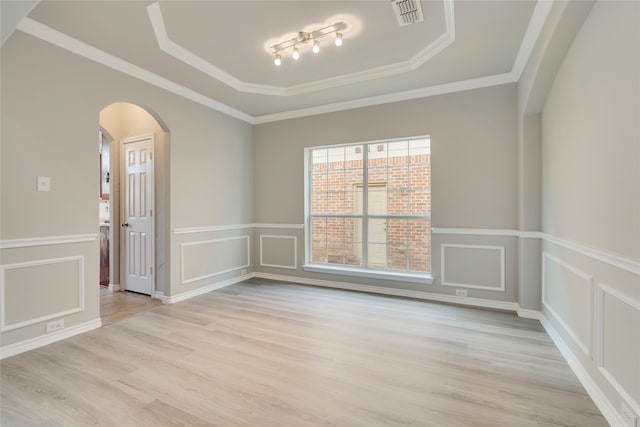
309,139,431,272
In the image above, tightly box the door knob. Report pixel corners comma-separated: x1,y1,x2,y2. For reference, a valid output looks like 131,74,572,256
121,222,130,227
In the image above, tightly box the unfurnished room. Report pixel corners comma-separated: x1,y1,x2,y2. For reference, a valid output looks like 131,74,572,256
0,0,638,426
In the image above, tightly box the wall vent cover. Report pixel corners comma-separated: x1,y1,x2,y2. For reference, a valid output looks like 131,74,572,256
391,0,425,26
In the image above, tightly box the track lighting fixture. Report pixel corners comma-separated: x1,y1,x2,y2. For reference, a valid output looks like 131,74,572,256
269,21,345,66
335,31,343,46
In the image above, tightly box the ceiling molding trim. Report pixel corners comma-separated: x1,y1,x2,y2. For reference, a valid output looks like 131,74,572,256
147,3,283,97
16,17,255,124
146,0,456,97
511,0,555,80
253,72,516,124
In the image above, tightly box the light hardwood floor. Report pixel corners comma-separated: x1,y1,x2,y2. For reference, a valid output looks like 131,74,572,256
100,286,162,326
2,279,607,426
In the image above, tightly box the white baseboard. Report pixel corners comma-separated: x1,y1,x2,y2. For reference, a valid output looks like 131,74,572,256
516,307,541,319
539,314,624,427
163,273,253,304
153,291,164,301
0,318,102,360
253,272,521,313
108,283,120,292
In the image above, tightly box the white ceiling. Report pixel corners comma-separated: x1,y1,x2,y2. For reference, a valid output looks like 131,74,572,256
7,0,549,123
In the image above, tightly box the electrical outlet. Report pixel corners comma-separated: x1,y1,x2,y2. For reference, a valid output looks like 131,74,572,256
37,176,51,192
241,269,248,275
455,289,468,297
621,402,638,427
45,319,64,333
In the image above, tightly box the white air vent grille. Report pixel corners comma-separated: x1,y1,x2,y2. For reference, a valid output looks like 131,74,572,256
391,0,425,26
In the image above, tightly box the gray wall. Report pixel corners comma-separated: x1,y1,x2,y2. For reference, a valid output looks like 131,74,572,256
539,0,640,421
0,32,254,348
254,84,521,301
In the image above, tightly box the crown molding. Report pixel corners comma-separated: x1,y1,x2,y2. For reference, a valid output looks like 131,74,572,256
252,72,516,124
511,0,555,79
147,0,455,97
16,17,254,124
14,0,551,125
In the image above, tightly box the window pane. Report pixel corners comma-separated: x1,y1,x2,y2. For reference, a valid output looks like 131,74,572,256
310,217,327,263
327,241,345,264
327,147,345,170
387,243,409,270
327,191,345,214
312,149,328,170
368,142,387,167
408,219,430,272
367,218,387,244
345,218,362,266
368,185,387,215
408,189,430,215
388,140,408,165
327,169,345,192
409,139,430,164
311,192,327,214
367,166,387,186
367,243,387,268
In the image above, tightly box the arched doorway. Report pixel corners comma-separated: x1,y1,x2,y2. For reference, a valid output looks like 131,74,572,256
98,102,170,323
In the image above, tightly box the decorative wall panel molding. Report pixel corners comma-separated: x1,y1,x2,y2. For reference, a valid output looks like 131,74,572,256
441,244,505,291
542,252,593,358
0,256,84,332
596,283,640,413
0,234,97,249
180,236,250,285
260,235,297,270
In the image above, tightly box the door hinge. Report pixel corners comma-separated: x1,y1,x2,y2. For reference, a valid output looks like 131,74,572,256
150,267,153,275
150,153,152,160
150,209,152,217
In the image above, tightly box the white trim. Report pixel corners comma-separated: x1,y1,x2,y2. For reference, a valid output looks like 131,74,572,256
147,1,455,97
541,252,593,358
511,0,555,79
254,223,305,230
252,73,516,124
516,307,541,320
0,256,85,332
432,227,520,237
173,223,304,235
173,224,252,235
180,236,250,285
539,314,627,427
255,272,515,311
164,273,253,304
301,263,434,285
543,233,640,276
440,244,506,291
259,235,297,270
0,234,97,249
16,18,253,124
596,283,640,415
153,291,164,301
108,284,120,292
431,227,639,276
0,318,102,360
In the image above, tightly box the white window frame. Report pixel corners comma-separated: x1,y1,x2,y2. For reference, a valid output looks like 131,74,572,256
302,136,433,284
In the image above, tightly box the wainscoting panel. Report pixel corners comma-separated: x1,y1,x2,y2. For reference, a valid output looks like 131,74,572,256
1,256,84,332
598,284,640,411
542,252,593,358
180,236,250,285
260,235,297,270
441,244,505,291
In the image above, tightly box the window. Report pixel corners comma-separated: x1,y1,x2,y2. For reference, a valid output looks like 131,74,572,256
305,137,431,280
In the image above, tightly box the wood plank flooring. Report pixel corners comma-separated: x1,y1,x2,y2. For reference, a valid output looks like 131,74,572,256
2,279,607,426
100,286,162,326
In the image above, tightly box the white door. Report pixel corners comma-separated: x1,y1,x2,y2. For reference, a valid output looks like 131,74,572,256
122,135,154,295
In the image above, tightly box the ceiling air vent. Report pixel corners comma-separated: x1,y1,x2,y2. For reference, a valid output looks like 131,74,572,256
391,0,425,26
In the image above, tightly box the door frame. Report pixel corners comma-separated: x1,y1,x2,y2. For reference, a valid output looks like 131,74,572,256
120,133,155,296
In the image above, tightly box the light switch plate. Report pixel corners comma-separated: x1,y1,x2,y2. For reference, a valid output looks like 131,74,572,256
37,176,50,192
